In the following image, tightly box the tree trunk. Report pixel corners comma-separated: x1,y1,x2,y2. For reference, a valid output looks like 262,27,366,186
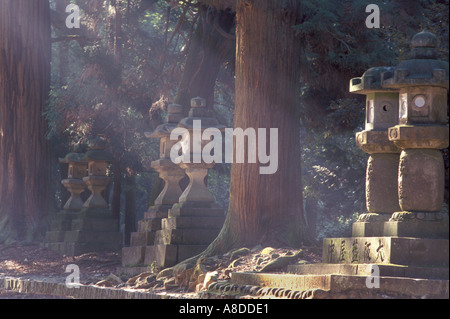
174,5,235,114
0,0,53,242
55,0,70,209
204,0,310,254
55,0,69,87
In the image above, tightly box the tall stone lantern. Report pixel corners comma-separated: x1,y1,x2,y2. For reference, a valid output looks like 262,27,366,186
141,97,227,267
82,136,113,209
175,97,226,207
350,67,401,236
253,31,450,298
383,31,449,238
121,104,187,268
145,104,186,208
45,150,87,247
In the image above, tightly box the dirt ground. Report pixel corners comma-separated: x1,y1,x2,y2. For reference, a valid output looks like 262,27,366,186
0,241,322,299
0,242,121,284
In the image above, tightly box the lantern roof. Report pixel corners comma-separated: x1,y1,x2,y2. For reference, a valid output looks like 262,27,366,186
58,152,87,164
82,136,113,162
177,97,225,131
145,103,184,139
350,66,397,94
382,31,449,89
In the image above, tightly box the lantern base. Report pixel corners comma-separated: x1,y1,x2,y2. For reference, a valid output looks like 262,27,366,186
384,211,449,239
352,213,391,237
45,207,120,256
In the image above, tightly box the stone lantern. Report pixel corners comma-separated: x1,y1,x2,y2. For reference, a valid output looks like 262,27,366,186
122,104,186,268
45,150,87,248
382,30,449,238
175,97,225,207
45,138,120,256
58,152,87,210
82,136,113,209
350,66,401,236
145,104,186,207
141,97,226,267
235,31,449,298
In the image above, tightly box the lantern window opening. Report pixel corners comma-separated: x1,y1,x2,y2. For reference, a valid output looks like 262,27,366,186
413,95,427,108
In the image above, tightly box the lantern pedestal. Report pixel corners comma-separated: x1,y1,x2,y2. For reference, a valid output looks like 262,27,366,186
152,159,186,206
61,179,86,210
122,160,185,268
45,207,121,256
82,175,110,208
177,162,217,207
353,131,402,237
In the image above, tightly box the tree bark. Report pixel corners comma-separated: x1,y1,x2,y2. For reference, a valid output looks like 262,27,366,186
0,0,53,242
204,0,310,254
174,5,235,114
55,0,70,209
55,0,69,87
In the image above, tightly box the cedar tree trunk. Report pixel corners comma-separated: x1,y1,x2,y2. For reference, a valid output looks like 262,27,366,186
0,0,53,242
174,5,235,114
204,0,310,254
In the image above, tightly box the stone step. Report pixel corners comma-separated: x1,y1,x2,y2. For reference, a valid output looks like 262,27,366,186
322,237,449,267
383,216,449,239
168,207,225,218
121,246,146,267
77,207,115,218
154,229,220,245
64,230,122,244
0,276,173,299
130,231,157,246
49,211,80,231
50,219,73,232
287,263,449,280
45,208,122,256
48,217,119,236
161,216,225,230
143,204,171,220
137,218,162,232
51,211,80,220
45,231,67,243
230,272,449,299
352,213,449,238
71,217,118,232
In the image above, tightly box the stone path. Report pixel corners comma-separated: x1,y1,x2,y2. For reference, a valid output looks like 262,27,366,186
0,288,69,299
